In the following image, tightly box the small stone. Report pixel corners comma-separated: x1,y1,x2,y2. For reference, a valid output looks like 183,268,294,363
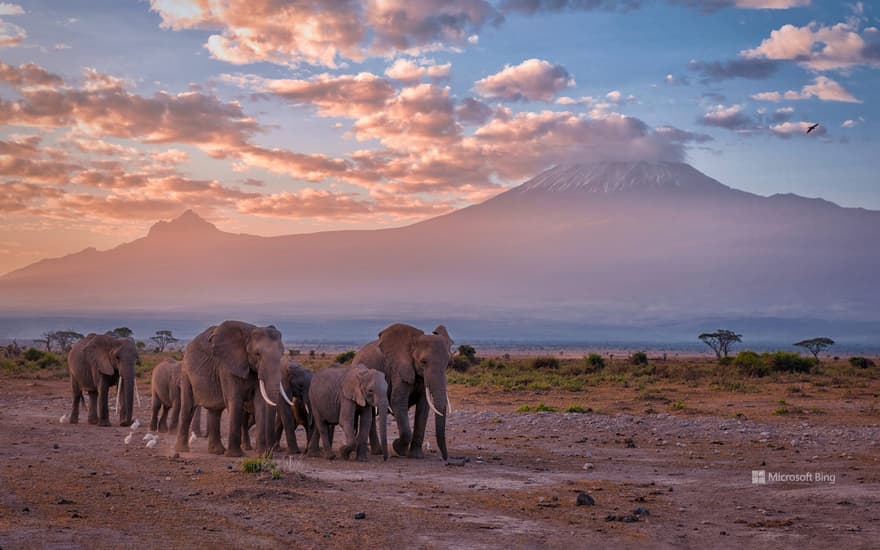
633,507,650,516
354,512,366,520
576,492,595,506
56,498,74,505
582,462,594,470
53,444,59,449
194,468,204,475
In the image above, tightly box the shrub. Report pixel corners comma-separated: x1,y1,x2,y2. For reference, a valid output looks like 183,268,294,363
764,351,814,373
734,350,769,377
517,403,558,412
586,353,605,370
23,348,43,361
241,455,276,474
564,405,591,413
531,356,560,369
718,356,733,366
629,352,648,366
450,355,472,372
334,350,356,364
849,356,876,369
457,345,478,364
482,359,506,370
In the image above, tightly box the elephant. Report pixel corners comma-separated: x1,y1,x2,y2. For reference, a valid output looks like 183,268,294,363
352,323,453,461
149,359,203,435
267,359,313,455
68,334,139,427
175,321,285,457
307,364,389,462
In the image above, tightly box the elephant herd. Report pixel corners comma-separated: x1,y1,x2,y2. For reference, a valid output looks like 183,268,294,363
66,321,455,463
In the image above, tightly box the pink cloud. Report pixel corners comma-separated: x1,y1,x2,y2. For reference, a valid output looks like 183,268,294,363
474,59,574,102
385,58,452,84
751,76,861,103
742,22,880,71
0,62,64,88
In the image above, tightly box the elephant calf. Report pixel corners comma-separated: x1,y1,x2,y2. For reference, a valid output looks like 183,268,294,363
269,359,313,454
150,359,203,435
308,364,388,461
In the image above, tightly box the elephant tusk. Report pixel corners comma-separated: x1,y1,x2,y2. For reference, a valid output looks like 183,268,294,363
446,396,453,415
279,382,294,406
425,388,444,417
259,379,278,408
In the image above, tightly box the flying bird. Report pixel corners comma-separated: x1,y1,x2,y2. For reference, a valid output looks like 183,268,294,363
806,123,820,134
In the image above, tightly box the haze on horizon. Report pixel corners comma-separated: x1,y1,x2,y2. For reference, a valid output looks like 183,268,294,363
0,1,878,275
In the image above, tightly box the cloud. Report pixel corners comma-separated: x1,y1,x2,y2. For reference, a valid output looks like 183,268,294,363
385,58,452,84
841,117,863,128
502,0,807,14
671,0,809,11
688,58,780,82
0,18,25,46
751,76,861,103
0,62,65,88
0,3,23,16
455,97,493,125
699,104,757,131
229,72,395,118
474,59,574,102
770,121,826,138
352,83,460,149
150,0,500,68
0,181,63,213
742,22,880,71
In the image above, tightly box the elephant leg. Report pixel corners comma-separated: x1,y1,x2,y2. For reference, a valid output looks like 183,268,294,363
241,409,253,451
192,406,203,437
149,394,161,432
305,417,322,457
168,397,180,433
339,402,357,460
225,399,244,457
409,393,429,458
368,411,383,455
175,377,196,453
87,391,99,425
97,377,111,427
158,405,169,433
206,409,225,455
70,379,82,424
355,408,373,462
390,389,412,458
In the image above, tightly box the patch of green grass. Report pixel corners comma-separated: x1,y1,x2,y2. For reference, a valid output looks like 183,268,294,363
564,405,591,413
516,403,558,412
669,400,686,411
241,455,277,474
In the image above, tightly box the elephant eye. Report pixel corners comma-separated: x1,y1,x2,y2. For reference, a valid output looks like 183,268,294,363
420,359,428,365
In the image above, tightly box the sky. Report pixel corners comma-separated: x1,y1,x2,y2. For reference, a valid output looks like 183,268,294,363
0,0,877,275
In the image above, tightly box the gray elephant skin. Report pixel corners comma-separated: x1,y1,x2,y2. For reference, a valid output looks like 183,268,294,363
175,320,285,457
149,359,203,435
268,359,313,454
353,323,453,461
68,334,139,427
308,364,389,461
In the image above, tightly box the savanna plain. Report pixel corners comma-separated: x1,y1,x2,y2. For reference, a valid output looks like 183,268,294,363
1,348,879,549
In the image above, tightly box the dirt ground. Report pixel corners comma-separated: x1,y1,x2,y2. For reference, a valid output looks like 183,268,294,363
1,375,878,549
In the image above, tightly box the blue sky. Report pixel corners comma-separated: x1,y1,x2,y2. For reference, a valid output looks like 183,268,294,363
0,0,877,272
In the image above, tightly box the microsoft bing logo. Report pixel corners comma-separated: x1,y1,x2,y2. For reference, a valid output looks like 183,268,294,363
752,470,767,484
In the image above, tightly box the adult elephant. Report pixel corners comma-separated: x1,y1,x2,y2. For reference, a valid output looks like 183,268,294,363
265,359,313,454
175,321,284,457
68,334,138,427
352,323,453,461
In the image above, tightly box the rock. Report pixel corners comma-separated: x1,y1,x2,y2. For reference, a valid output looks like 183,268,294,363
633,507,650,516
56,498,74,505
606,514,639,523
53,444,59,449
354,512,366,520
582,462,594,470
194,468,204,475
576,492,595,506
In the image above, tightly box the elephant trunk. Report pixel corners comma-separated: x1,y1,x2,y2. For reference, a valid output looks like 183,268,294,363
119,369,134,427
425,374,449,461
377,396,389,461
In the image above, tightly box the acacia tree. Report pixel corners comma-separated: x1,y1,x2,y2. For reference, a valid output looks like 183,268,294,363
794,337,834,361
151,330,179,352
699,329,743,360
54,331,84,353
35,331,57,352
107,327,133,338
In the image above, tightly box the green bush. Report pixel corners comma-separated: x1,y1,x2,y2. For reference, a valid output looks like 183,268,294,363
718,356,734,366
586,353,605,370
765,351,814,373
517,403,558,412
23,348,43,361
734,350,769,377
531,356,560,369
849,356,875,369
629,352,648,366
450,355,472,372
334,350,356,364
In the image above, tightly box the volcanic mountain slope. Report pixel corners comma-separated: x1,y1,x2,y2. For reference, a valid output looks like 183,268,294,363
2,161,878,320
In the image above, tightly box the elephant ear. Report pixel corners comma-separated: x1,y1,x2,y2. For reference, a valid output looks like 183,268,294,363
209,321,251,379
85,335,115,376
343,367,368,407
432,325,454,349
377,323,422,385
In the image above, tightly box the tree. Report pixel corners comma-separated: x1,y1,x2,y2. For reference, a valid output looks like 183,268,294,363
107,327,133,338
699,329,743,360
54,331,84,353
151,330,179,352
794,337,834,361
335,350,356,364
35,331,57,352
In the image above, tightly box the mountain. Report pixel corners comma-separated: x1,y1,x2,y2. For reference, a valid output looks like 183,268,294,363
2,161,879,327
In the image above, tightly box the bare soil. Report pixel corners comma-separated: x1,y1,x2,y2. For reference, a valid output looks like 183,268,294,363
1,376,879,549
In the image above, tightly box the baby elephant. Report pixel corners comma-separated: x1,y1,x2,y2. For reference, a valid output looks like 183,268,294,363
308,364,388,461
150,359,202,434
